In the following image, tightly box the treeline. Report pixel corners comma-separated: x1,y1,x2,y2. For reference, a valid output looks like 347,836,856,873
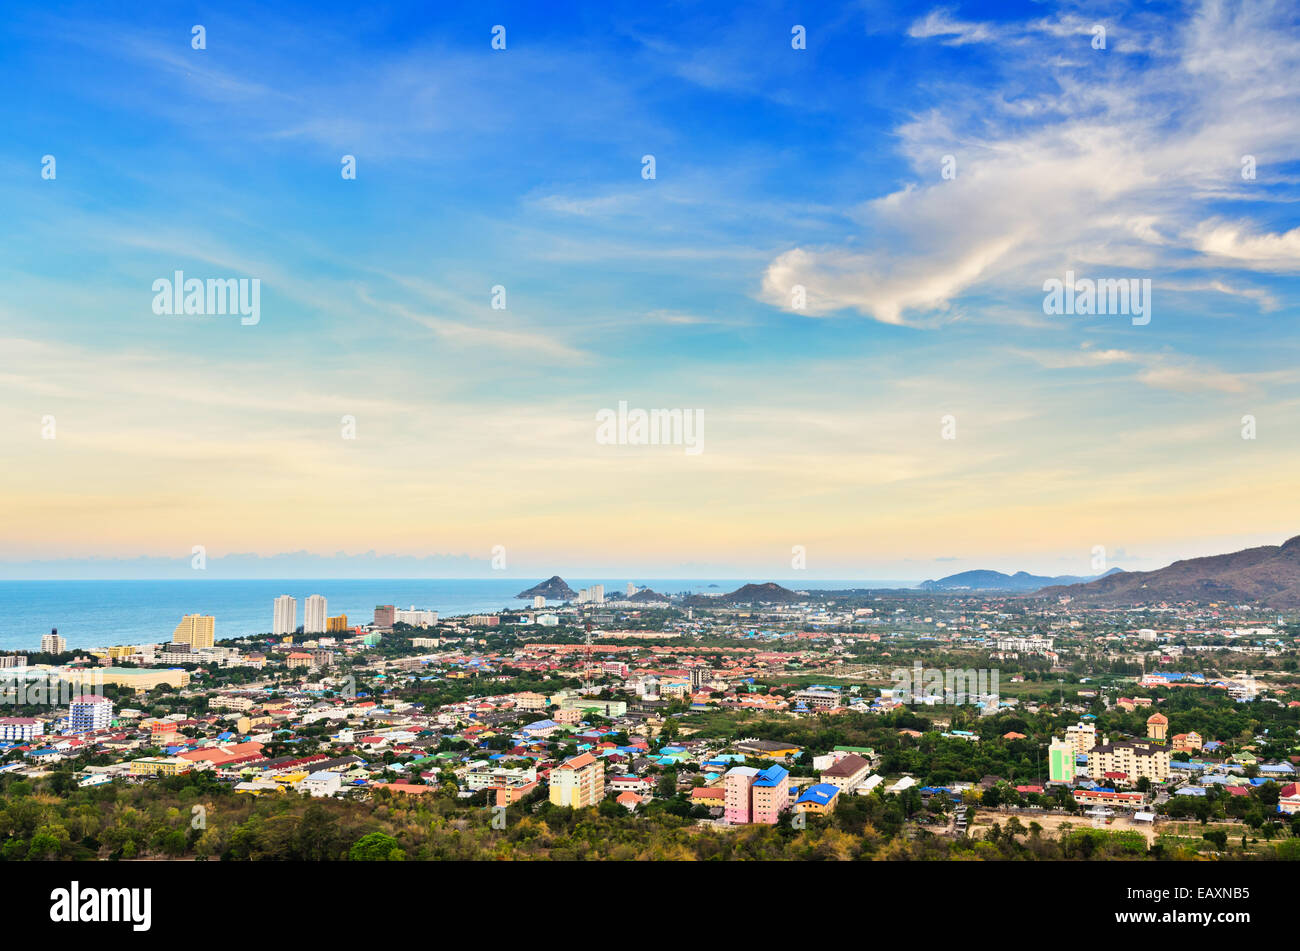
3,769,1299,861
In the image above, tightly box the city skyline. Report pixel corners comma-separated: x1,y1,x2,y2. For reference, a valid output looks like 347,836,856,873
1,0,1298,579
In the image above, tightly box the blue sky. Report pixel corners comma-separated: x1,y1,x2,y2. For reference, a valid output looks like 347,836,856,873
1,0,1298,579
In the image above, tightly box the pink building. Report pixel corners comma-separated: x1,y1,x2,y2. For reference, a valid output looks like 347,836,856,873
724,764,790,824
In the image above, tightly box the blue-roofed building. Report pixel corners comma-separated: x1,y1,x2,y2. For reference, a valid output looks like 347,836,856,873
796,782,841,814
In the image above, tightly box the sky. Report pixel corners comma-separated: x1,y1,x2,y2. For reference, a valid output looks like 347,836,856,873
0,0,1298,581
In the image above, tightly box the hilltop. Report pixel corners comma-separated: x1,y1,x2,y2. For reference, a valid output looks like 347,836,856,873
1035,536,1300,607
515,576,578,600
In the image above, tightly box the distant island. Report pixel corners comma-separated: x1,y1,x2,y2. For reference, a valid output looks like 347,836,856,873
515,576,577,600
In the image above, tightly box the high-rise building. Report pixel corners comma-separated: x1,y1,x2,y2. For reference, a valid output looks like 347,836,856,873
69,695,113,733
326,614,349,633
626,582,636,597
303,595,327,635
40,628,66,654
591,584,604,604
273,596,297,637
1048,736,1076,783
533,595,546,609
548,751,605,808
373,605,395,629
172,615,215,648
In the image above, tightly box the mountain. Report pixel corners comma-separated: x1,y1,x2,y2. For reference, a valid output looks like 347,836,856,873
628,588,670,603
515,576,577,600
919,567,1122,592
1035,535,1300,607
722,582,802,603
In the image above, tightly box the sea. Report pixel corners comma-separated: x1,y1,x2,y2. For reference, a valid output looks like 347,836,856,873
0,578,917,652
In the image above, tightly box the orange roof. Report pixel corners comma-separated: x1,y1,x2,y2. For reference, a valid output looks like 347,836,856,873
177,741,264,765
558,751,597,770
375,782,435,795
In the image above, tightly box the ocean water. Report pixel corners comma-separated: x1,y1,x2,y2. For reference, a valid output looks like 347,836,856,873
0,578,911,652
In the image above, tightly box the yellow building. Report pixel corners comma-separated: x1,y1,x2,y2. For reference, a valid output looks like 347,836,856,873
235,714,273,734
1146,712,1168,742
1087,737,1170,784
548,751,605,808
62,667,191,692
173,615,215,648
128,756,191,777
326,615,349,633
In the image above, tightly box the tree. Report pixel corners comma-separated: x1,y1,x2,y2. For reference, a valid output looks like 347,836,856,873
348,831,405,861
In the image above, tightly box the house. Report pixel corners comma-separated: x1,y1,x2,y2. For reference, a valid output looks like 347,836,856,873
1278,783,1300,814
297,770,344,797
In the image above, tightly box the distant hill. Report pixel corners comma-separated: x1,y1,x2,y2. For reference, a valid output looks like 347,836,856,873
722,582,801,603
919,567,1122,592
515,576,577,600
1035,535,1300,608
628,588,670,603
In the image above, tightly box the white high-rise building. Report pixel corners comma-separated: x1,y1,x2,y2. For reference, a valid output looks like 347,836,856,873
40,629,66,654
273,596,297,636
533,596,546,609
591,584,605,604
394,607,437,628
626,582,635,597
303,595,327,635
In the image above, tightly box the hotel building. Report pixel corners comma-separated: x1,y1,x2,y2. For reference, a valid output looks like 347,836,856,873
172,614,215,649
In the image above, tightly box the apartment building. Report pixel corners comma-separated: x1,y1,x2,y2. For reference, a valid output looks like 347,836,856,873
1066,721,1097,756
303,595,328,635
1048,736,1076,783
40,629,66,654
1087,737,1171,784
0,717,44,742
68,695,113,732
273,597,297,637
548,751,605,808
724,763,790,824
